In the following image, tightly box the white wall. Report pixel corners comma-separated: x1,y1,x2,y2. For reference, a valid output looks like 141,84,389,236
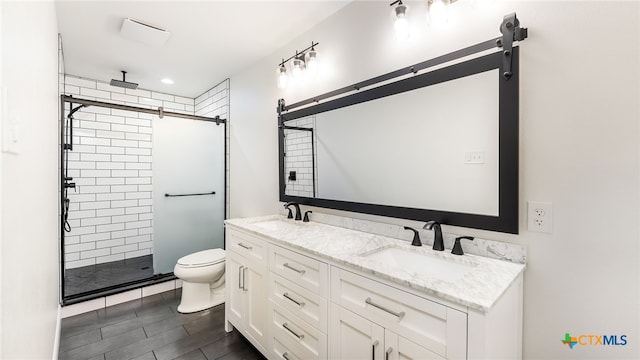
230,1,639,358
1,1,60,358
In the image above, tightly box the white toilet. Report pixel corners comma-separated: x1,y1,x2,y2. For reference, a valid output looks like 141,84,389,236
174,248,226,313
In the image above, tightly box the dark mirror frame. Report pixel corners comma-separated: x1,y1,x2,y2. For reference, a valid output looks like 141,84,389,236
278,48,519,234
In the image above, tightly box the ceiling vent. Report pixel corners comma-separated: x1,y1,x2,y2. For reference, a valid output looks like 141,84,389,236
120,18,171,46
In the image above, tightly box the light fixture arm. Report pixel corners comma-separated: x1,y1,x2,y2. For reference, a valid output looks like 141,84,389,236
278,42,319,67
498,13,528,79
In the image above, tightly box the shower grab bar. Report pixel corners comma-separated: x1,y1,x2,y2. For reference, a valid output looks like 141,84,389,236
164,191,216,197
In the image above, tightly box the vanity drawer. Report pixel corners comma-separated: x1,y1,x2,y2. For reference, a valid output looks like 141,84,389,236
330,268,467,359
270,272,328,333
270,244,328,297
269,301,328,360
227,228,267,264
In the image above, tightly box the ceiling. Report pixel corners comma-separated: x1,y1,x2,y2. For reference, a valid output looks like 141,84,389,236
56,1,350,98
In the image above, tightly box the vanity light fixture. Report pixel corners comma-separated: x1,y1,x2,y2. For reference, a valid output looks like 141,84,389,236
428,0,451,27
276,42,319,89
390,0,410,40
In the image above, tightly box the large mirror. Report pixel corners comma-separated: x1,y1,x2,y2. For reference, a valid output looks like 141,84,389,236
278,49,519,233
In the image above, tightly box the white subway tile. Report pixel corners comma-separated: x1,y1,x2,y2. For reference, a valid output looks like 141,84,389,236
138,155,152,163
81,232,111,243
126,148,151,156
67,193,96,203
65,252,80,262
96,177,125,185
111,109,138,118
64,84,80,95
139,127,152,135
126,220,151,230
125,118,151,127
112,169,139,177
96,82,124,93
138,199,153,206
111,199,138,208
80,169,111,178
112,214,138,223
126,88,151,98
81,88,110,100
80,153,111,162
126,192,151,200
68,210,97,220
81,137,110,146
125,234,151,244
96,130,125,139
151,92,174,101
111,93,138,103
96,238,125,248
95,147,125,155
138,97,163,107
126,249,151,259
126,133,151,141
68,161,96,170
111,140,138,148
138,227,153,235
112,123,138,133
111,244,138,254
185,105,195,113
66,242,96,254
138,185,153,192
96,193,125,201
125,177,151,185
81,248,111,259
65,76,97,89
138,241,153,250
138,141,152,148
79,201,111,210
125,163,151,170
84,106,111,115
111,155,138,164
137,212,152,221
97,114,126,124
81,216,112,227
80,120,110,131
97,223,125,233
96,208,125,217
174,96,194,105
65,235,80,245
96,162,125,170
162,101,185,111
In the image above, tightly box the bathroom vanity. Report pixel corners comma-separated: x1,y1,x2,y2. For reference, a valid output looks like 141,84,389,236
224,215,525,360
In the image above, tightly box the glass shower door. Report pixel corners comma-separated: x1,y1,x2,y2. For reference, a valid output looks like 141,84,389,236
153,115,225,274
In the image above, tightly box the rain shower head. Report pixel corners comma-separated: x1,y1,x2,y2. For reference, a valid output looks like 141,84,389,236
110,70,138,89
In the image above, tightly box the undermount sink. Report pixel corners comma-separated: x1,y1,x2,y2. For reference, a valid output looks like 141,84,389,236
250,220,296,232
361,247,475,283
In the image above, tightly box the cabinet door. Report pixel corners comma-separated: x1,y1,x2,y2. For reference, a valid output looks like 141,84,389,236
246,262,268,350
225,254,246,329
330,303,384,360
385,331,444,360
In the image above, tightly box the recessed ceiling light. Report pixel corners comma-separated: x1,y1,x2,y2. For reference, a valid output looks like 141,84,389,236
161,78,174,85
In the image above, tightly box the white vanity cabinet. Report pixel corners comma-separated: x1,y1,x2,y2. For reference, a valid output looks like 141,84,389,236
267,244,329,360
225,228,269,353
330,268,467,360
225,218,524,360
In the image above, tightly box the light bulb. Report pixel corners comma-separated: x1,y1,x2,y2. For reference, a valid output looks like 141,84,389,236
429,0,449,28
292,58,305,79
393,3,409,40
277,64,288,89
305,49,319,77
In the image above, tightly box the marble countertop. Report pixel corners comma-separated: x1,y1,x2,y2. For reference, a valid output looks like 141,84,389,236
225,215,525,312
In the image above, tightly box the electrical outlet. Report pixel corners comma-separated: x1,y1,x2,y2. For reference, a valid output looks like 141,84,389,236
528,201,552,233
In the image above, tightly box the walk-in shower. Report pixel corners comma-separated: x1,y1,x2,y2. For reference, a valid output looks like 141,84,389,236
59,94,226,303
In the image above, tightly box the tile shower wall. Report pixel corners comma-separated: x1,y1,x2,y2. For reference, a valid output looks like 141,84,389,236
284,116,316,197
195,79,230,216
63,75,195,269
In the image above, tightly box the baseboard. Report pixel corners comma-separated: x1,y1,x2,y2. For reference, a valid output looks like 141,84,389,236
52,305,62,360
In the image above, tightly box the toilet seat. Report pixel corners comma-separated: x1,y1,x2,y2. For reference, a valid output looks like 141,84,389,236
177,248,225,268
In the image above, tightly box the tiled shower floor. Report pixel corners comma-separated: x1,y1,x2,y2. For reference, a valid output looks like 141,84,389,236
64,255,155,297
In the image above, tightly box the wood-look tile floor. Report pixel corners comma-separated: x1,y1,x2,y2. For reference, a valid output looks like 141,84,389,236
58,289,265,360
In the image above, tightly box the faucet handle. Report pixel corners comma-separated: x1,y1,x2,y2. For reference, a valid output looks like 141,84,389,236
403,226,422,247
303,211,312,222
452,236,474,255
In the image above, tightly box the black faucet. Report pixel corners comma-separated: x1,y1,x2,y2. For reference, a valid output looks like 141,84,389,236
303,211,312,222
423,221,444,251
284,202,302,221
451,236,474,255
403,227,422,246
